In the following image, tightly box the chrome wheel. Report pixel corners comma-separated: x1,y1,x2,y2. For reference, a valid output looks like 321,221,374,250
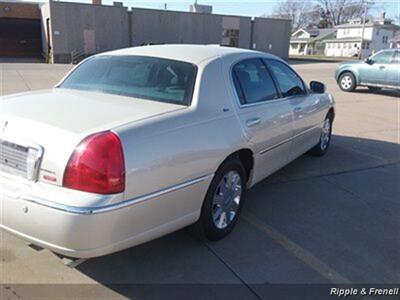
212,170,242,229
340,75,352,90
320,118,331,150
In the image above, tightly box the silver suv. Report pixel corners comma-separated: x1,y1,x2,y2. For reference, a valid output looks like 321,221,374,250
335,49,400,92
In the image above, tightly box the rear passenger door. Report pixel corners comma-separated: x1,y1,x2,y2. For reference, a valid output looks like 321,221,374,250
231,58,294,184
264,59,323,161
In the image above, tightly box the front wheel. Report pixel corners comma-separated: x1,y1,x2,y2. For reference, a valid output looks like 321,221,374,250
199,158,246,241
338,72,356,92
309,114,333,156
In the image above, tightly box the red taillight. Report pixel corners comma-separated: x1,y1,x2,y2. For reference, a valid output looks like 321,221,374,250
63,131,125,194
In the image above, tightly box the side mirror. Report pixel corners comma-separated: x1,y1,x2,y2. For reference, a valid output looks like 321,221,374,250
310,81,326,94
364,58,373,65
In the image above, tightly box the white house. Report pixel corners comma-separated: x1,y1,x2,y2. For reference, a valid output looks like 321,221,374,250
289,28,337,55
325,14,400,58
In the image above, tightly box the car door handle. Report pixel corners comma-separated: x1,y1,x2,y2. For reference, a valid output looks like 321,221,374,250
379,66,386,70
246,117,261,127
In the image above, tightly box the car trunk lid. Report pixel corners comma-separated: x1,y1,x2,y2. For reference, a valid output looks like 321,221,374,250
0,88,184,186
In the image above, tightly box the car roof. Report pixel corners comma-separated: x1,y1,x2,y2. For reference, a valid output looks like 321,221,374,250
99,44,277,64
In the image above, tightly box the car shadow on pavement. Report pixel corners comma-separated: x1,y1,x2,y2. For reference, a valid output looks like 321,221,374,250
352,88,400,98
75,135,399,299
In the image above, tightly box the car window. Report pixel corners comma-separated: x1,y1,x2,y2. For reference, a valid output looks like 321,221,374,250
264,59,307,97
232,58,279,105
60,55,197,106
392,51,400,63
370,51,393,64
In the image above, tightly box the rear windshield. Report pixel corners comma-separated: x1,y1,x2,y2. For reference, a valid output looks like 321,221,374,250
59,55,197,106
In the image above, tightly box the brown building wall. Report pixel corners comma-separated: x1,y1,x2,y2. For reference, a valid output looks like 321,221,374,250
0,2,42,57
0,2,40,19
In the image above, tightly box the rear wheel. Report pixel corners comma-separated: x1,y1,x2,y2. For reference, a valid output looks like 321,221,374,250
338,72,356,92
199,158,246,241
309,114,333,156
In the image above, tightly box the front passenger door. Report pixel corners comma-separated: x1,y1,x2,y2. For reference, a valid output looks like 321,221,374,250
360,51,393,85
264,59,324,161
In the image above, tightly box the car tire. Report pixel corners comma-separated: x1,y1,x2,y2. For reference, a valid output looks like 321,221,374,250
368,86,382,92
338,72,356,92
309,113,333,157
199,158,247,241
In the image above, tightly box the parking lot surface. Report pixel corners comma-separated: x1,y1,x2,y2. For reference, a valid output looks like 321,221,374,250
0,61,399,299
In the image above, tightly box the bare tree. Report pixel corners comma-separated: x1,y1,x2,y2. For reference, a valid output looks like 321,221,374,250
316,0,374,26
270,0,316,31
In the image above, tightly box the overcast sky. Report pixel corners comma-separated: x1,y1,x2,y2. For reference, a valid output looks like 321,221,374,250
19,0,400,21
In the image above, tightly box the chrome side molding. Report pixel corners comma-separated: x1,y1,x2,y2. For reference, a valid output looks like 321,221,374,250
20,173,214,215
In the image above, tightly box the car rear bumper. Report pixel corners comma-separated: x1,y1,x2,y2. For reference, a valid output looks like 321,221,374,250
0,174,212,258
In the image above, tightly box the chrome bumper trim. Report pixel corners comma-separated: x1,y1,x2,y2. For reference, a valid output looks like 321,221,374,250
19,173,213,215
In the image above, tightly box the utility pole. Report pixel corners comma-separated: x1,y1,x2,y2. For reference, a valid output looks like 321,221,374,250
359,0,372,59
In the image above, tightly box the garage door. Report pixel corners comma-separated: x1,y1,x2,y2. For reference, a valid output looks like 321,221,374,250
0,18,42,57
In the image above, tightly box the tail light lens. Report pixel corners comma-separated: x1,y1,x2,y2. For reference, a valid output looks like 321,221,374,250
63,131,125,194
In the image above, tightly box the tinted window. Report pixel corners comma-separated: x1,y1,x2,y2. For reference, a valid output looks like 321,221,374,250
391,51,400,63
232,59,279,105
60,55,197,106
370,51,393,64
265,59,307,97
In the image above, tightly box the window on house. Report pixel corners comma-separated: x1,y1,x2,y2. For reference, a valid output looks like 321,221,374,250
222,29,240,47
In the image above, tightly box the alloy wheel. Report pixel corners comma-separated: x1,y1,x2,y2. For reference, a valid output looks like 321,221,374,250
212,170,242,229
320,118,331,150
341,76,352,90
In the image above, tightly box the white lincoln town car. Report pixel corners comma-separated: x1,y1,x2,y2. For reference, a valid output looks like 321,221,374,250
0,45,335,258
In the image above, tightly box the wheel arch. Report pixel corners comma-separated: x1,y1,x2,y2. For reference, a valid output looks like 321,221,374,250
219,148,254,183
337,69,360,84
327,107,335,121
